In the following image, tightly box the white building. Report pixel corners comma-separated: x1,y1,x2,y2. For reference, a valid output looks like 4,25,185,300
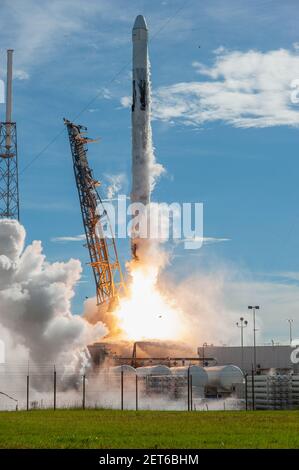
198,345,297,374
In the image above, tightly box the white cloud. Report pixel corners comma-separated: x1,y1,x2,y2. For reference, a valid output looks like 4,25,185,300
120,96,131,108
0,0,133,73
272,271,299,282
182,236,230,245
149,47,299,128
101,87,113,100
0,2,81,71
14,69,30,80
203,237,230,245
173,236,230,251
51,234,85,243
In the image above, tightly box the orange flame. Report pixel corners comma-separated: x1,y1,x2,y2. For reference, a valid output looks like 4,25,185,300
114,263,185,342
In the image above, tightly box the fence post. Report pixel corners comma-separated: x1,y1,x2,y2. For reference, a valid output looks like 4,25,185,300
53,365,57,411
190,374,193,411
82,375,86,410
251,366,255,411
245,373,248,411
121,367,124,410
135,374,138,411
26,374,29,411
187,366,190,411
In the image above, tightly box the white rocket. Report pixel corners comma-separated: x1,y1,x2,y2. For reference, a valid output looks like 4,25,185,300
131,15,152,260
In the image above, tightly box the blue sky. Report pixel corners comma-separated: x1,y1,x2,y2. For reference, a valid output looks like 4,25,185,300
1,0,299,344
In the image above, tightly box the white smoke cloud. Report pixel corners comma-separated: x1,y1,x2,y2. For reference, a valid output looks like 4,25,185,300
0,219,107,372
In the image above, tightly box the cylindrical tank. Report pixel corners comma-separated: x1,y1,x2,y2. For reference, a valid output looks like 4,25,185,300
110,365,136,374
150,365,171,376
171,365,208,387
205,365,244,391
136,366,151,376
136,365,171,376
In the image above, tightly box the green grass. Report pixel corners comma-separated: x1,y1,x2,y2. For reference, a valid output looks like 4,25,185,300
0,409,298,448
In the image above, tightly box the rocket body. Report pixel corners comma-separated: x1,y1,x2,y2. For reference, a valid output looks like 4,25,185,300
131,15,151,259
131,14,150,207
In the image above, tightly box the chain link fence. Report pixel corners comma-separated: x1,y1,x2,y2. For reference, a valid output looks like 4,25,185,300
0,364,203,411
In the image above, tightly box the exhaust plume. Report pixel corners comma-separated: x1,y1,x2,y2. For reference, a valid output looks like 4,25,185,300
0,219,106,371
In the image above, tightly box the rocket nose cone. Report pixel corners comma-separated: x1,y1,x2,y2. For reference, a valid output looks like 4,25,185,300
133,15,148,30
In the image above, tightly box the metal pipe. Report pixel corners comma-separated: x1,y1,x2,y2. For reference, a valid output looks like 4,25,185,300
202,343,207,367
5,50,13,150
187,366,190,411
82,375,86,410
251,366,255,411
253,311,256,372
236,317,248,371
121,367,124,410
115,356,215,363
135,374,138,411
190,374,193,411
248,306,260,372
245,373,248,410
26,375,29,411
53,366,56,411
6,50,13,123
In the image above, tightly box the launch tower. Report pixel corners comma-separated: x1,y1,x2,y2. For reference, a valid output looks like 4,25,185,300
0,50,19,220
64,119,125,308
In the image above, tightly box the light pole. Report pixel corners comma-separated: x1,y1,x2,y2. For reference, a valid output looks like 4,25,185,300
236,317,248,371
248,306,260,372
202,342,207,367
287,319,294,345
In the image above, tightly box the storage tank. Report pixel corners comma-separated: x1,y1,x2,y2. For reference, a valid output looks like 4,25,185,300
150,365,171,376
136,366,151,376
109,365,136,374
171,365,208,388
135,365,171,395
205,365,244,391
136,365,171,376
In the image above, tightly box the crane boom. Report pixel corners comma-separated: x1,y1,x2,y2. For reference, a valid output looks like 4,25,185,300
64,118,125,308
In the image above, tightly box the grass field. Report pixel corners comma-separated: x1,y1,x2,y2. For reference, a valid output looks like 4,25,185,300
0,409,298,448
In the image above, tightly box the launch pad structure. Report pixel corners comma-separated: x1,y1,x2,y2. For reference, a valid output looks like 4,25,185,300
0,50,19,220
64,119,125,308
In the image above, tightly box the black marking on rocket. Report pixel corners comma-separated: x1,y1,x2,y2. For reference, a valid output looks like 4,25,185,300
132,79,147,112
132,80,136,111
138,80,147,110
